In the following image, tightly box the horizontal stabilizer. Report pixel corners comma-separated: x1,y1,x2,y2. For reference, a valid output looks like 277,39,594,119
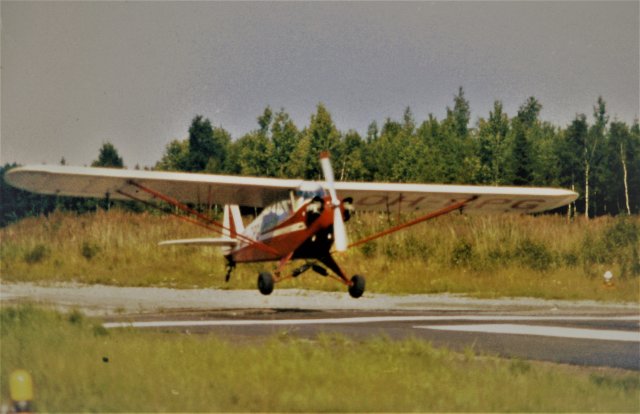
158,237,238,247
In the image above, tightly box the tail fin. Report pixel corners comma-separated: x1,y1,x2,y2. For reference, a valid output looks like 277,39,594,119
222,204,244,239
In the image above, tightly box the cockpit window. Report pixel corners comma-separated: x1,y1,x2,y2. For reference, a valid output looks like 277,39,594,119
295,183,325,200
258,200,292,234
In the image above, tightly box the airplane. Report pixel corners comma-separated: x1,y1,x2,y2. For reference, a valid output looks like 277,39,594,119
5,152,578,298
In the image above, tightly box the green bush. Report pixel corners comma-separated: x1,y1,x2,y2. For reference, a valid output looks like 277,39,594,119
582,219,640,278
80,241,100,260
603,218,640,278
23,244,48,264
516,239,554,272
402,234,432,260
485,247,512,268
451,240,474,267
359,241,377,258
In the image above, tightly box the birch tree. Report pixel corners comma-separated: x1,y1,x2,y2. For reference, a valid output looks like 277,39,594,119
609,121,632,215
584,97,608,218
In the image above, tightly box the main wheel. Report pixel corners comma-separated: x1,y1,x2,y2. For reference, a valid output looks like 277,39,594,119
348,274,365,298
257,272,274,295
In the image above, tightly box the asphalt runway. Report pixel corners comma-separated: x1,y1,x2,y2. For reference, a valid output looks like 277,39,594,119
3,283,638,371
104,309,640,371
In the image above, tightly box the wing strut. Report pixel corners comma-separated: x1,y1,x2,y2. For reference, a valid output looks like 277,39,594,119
348,196,477,249
125,180,281,258
117,189,225,234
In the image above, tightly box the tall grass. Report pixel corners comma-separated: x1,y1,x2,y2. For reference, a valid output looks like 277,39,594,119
1,210,638,301
1,306,639,412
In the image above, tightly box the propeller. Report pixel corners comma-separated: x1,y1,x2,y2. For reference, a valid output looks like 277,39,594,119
320,151,348,252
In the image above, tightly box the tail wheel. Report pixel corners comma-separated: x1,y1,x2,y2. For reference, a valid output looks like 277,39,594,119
348,274,365,298
257,272,274,295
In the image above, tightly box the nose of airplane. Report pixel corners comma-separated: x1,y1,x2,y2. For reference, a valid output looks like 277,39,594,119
320,152,348,252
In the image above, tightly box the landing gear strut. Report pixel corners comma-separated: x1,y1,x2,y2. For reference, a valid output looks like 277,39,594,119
224,257,236,282
255,255,366,298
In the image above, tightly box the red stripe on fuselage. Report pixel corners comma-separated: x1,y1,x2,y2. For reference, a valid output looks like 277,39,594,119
230,197,338,263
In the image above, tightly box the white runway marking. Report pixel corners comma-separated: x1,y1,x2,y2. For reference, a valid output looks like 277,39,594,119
415,324,640,342
103,315,639,329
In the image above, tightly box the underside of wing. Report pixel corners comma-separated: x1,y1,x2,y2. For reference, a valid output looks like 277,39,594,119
158,237,238,247
5,165,302,208
334,181,578,214
6,165,578,214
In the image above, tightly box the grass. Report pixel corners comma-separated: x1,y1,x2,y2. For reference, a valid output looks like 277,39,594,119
1,209,639,301
1,305,639,412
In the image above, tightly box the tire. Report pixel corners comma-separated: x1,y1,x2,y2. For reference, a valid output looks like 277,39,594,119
348,274,365,298
257,272,274,295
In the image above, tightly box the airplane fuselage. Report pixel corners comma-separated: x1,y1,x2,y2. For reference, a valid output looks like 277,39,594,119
229,192,347,264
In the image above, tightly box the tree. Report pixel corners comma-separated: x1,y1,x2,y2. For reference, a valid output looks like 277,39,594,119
559,114,588,216
389,107,429,183
293,104,341,179
92,142,124,168
415,114,444,182
187,115,230,173
187,115,214,171
270,109,300,178
439,89,473,183
338,130,368,181
402,106,416,135
366,120,379,143
629,122,640,214
508,97,545,187
224,108,276,177
234,132,274,177
446,86,471,139
530,121,561,187
510,122,534,186
392,133,430,183
257,106,273,136
582,97,607,218
516,96,542,128
607,121,634,215
477,100,510,184
369,117,403,181
155,139,190,171
288,134,312,179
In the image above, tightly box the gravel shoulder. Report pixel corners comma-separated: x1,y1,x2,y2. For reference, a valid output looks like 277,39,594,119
1,282,637,316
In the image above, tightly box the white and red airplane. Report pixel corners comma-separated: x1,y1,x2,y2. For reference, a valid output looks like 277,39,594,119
5,153,577,298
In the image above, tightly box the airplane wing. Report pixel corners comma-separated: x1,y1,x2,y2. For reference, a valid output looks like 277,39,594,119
5,165,577,214
5,165,302,208
334,181,578,214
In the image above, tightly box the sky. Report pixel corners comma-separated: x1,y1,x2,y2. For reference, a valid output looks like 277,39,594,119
1,1,638,168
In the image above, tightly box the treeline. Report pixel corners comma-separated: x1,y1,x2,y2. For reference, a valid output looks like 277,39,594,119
154,89,639,216
2,88,639,225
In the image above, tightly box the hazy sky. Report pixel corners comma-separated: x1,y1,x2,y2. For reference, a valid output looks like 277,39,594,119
2,1,638,168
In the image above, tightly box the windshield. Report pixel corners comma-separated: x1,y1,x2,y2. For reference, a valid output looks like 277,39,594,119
295,182,325,200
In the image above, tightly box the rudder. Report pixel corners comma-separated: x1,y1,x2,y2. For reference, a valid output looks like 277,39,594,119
222,204,244,238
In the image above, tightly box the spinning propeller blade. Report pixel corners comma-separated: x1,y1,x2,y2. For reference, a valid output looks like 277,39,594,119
332,207,348,251
320,152,348,252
